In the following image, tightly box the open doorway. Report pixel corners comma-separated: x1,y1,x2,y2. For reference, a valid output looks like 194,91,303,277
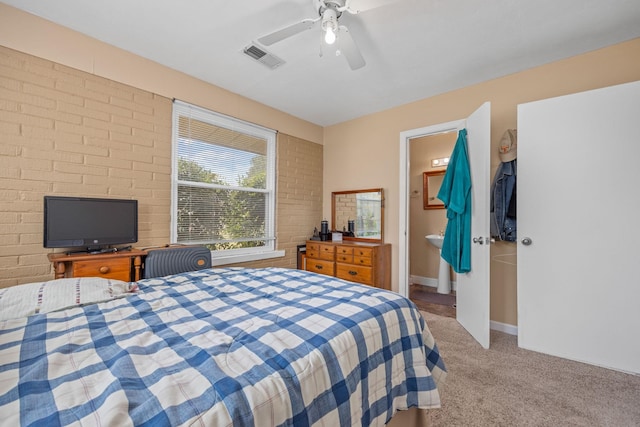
399,103,491,348
408,132,457,317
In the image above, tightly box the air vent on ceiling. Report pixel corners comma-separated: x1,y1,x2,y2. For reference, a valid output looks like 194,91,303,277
243,44,285,70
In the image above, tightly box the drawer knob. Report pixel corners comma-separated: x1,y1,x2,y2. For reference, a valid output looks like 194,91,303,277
348,270,357,276
99,266,111,274
315,264,323,270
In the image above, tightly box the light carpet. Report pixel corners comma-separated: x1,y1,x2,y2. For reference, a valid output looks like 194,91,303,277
421,311,640,426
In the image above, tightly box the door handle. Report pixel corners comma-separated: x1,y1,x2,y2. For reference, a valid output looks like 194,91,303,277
473,237,494,245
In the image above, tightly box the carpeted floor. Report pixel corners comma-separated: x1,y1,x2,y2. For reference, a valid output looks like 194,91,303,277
421,311,640,426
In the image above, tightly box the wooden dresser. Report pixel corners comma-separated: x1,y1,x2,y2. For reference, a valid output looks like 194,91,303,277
305,240,391,290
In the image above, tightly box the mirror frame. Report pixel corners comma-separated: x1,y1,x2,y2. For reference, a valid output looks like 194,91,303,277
331,188,384,243
423,171,446,210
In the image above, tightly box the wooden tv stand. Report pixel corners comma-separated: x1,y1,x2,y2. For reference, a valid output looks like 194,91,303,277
48,249,146,282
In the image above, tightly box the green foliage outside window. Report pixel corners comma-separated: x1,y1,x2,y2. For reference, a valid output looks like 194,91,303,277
177,157,268,250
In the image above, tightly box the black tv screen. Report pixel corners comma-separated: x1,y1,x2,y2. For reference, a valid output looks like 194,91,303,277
44,196,138,249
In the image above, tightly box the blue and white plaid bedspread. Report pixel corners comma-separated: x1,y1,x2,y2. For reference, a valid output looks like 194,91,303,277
0,267,445,426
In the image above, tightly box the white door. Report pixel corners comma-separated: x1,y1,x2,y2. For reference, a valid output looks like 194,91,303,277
456,102,492,349
399,102,491,348
518,80,640,373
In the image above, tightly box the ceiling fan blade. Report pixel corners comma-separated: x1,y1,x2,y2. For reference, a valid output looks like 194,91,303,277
337,25,365,70
344,0,400,14
257,18,320,46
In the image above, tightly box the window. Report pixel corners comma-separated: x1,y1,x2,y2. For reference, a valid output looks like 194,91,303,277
171,101,277,260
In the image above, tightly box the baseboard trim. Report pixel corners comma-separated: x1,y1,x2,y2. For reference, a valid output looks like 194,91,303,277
490,320,518,336
409,275,457,291
411,275,517,335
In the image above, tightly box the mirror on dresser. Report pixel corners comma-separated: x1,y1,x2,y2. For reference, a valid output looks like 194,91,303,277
331,188,384,243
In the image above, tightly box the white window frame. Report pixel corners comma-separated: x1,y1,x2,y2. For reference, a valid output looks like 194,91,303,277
171,100,283,264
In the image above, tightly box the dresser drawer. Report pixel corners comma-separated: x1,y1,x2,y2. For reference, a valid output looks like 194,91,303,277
336,263,373,286
306,248,320,258
306,246,334,261
336,253,354,263
306,259,335,276
353,247,373,258
73,257,131,281
353,255,372,266
336,246,353,256
318,243,335,261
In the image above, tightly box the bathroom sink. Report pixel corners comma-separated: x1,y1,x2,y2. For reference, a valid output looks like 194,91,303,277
425,234,444,249
425,234,451,294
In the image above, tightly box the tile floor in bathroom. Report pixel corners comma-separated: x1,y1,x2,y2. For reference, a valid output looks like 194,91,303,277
409,284,456,318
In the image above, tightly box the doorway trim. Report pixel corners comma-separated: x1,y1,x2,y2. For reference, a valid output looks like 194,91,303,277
398,119,465,297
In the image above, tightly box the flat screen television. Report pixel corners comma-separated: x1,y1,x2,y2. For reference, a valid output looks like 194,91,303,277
44,196,138,252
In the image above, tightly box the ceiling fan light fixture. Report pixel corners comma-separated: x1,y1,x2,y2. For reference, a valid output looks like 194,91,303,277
324,26,336,44
321,8,338,45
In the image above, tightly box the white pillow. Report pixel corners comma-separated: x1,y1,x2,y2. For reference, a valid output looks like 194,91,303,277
0,277,138,321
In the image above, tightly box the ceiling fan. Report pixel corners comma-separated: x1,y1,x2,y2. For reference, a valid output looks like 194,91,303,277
257,0,397,70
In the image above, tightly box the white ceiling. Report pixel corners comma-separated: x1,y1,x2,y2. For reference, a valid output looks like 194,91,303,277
4,0,640,126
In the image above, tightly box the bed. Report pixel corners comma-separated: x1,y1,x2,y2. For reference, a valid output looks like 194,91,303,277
0,267,446,426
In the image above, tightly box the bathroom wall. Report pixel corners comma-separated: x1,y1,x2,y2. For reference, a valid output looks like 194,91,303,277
409,133,456,286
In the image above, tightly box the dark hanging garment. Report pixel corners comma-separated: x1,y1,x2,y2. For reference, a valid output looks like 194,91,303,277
490,159,517,241
507,184,517,218
490,129,517,242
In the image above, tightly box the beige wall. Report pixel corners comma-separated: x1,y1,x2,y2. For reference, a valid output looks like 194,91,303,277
0,4,323,146
0,45,323,287
324,38,640,326
0,46,173,286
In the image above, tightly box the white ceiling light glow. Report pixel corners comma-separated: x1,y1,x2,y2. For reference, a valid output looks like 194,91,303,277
322,8,338,45
431,157,450,168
